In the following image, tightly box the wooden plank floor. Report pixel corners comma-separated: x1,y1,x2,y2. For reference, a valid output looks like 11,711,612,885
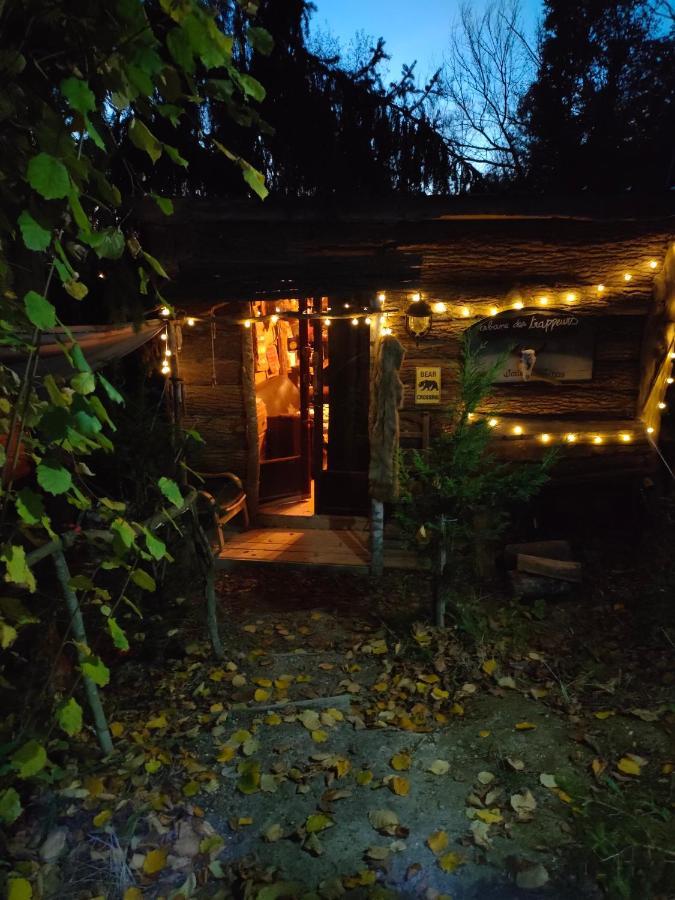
215,527,424,572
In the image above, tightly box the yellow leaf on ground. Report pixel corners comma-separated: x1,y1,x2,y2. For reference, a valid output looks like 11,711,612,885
390,752,412,771
84,776,105,798
182,781,200,797
254,688,270,702
553,788,573,803
356,769,373,785
7,877,32,900
428,759,450,775
427,830,449,855
594,710,615,720
334,757,351,777
662,763,673,775
617,756,641,776
243,624,257,633
253,677,272,687
311,729,329,743
265,713,282,726
306,813,334,833
231,674,247,687
238,817,253,826
231,729,252,745
210,702,224,713
217,745,236,763
110,722,124,738
264,823,283,842
482,659,498,676
438,850,464,873
389,776,410,796
479,730,491,738
123,889,142,900
146,715,167,729
530,687,548,699
142,847,168,875
515,721,536,731
419,673,440,684
451,703,464,716
209,669,226,682
431,686,449,700
93,809,112,827
475,808,503,824
591,758,607,777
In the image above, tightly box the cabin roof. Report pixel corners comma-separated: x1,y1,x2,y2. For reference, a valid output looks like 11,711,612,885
139,195,675,307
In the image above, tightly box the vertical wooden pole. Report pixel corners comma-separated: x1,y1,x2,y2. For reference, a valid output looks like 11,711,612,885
241,304,260,518
167,319,186,486
312,316,325,512
52,550,113,756
298,298,312,497
370,311,384,577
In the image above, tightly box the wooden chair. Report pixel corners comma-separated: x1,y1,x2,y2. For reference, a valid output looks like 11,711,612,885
197,472,249,552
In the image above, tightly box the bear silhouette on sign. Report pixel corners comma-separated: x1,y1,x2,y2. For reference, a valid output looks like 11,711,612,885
418,378,439,391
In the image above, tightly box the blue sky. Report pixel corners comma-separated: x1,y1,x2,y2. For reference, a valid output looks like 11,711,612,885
310,0,543,81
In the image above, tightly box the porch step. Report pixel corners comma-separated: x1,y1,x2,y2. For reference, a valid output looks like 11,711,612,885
215,526,425,572
255,513,370,531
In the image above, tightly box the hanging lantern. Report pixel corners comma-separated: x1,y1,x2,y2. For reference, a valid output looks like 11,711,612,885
405,299,433,341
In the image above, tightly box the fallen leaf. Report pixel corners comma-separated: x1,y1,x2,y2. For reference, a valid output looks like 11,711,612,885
591,758,607,778
479,730,491,738
427,760,450,775
515,722,536,731
238,817,253,826
529,686,548,699
7,878,32,900
391,752,412,771
123,890,142,900
142,847,168,875
311,730,329,743
368,809,400,834
110,722,124,738
507,757,525,771
662,763,673,775
470,820,492,848
366,845,390,861
427,830,449,855
593,710,614,720
477,771,495,785
265,713,282,726
475,808,502,824
146,715,168,729
516,863,550,890
629,708,661,722
617,756,641,776
510,789,537,821
254,689,270,702
306,813,334,833
482,659,498,676
356,770,373,786
217,745,236,764
497,676,517,689
539,773,557,788
438,850,464,873
92,809,112,828
389,776,410,796
450,702,464,716
264,823,283,843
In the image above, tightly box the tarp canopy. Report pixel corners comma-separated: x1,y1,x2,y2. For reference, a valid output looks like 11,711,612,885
0,320,163,378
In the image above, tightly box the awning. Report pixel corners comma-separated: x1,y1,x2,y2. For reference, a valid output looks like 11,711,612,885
0,320,163,378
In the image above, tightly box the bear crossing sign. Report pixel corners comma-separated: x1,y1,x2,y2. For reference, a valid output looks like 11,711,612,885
415,366,441,405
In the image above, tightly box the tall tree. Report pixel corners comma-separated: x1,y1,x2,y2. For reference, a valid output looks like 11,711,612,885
520,0,675,191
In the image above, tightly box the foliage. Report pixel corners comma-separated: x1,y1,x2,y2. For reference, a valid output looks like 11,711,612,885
397,336,554,585
0,0,269,825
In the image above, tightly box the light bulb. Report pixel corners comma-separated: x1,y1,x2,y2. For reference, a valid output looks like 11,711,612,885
658,402,667,410
275,306,281,313
244,320,251,328
160,333,167,341
597,284,605,293
489,307,499,317
513,425,523,436
593,436,603,444
433,302,447,314
97,271,106,280
623,273,632,282
164,348,172,357
513,300,524,310
324,318,331,326
186,317,195,327
668,378,674,385
649,260,658,270
377,292,386,303
271,314,279,324
461,307,471,318
160,307,170,317
411,292,421,302
540,433,551,443
539,296,549,305
161,364,170,375
620,433,632,442
565,433,577,443
383,327,392,335
647,426,655,434
351,318,358,326
344,303,350,309
565,292,576,303
365,317,371,325
670,352,675,361
488,418,498,428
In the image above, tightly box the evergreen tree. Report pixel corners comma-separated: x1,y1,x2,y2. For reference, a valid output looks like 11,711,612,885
520,0,675,191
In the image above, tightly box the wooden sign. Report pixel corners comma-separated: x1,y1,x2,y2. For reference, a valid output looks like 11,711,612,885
471,309,595,383
415,366,441,405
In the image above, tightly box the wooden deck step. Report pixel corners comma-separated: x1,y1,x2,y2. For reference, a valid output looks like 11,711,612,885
215,527,425,572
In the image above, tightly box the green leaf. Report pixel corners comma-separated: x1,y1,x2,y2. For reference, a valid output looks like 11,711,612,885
2,545,36,592
26,153,70,200
93,227,125,260
15,488,45,526
108,617,129,651
237,73,266,102
68,574,94,591
56,697,83,736
37,460,72,495
160,0,191,22
0,596,38,626
63,279,89,300
43,374,70,407
61,76,96,114
68,188,90,234
81,656,110,687
18,210,51,251
131,568,156,592
0,620,18,649
144,529,167,560
97,374,124,405
71,372,95,395
71,343,91,373
247,26,274,55
0,787,22,825
24,291,56,329
167,26,194,72
110,517,136,550
129,119,163,163
241,160,268,200
164,144,189,168
141,250,169,279
151,194,174,216
158,476,183,508
6,877,32,900
11,740,47,778
99,496,126,512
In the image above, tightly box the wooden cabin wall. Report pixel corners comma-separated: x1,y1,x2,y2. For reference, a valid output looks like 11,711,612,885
179,306,249,481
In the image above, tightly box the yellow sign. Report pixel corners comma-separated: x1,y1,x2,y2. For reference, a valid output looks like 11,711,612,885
415,366,441,405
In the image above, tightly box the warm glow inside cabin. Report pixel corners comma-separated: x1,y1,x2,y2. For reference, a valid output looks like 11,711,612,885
142,196,675,565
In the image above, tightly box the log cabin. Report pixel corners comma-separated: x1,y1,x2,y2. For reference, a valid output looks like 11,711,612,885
140,196,675,566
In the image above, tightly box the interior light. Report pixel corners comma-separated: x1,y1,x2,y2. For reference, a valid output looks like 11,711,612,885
670,353,675,360
160,307,170,317
658,402,667,410
324,318,331,326
365,317,371,325
565,292,576,303
244,320,251,328
270,314,279,324
160,333,167,341
186,317,195,327
344,303,350,309
164,349,172,357
647,426,655,434
539,296,549,306
351,318,359,326
668,378,674,385
377,292,386,303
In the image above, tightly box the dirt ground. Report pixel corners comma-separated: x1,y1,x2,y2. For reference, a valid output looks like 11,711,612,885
3,533,674,900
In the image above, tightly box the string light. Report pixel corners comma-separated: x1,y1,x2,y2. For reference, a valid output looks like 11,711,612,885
270,314,279,324
512,425,523,435
620,433,632,442
411,292,421,302
623,273,632,282
244,320,251,328
160,333,167,342
647,427,655,434
565,292,576,303
351,318,359,326
489,307,499,317
565,433,577,443
513,300,524,310
658,402,667,410
461,307,471,318
186,317,195,327
160,307,170,317
365,317,371,325
488,418,498,428
161,363,170,375
593,436,603,444
377,292,386,303
597,284,605,293
324,318,331,326
648,260,658,270
668,378,674,385
344,303,350,309
540,433,551,443
164,349,172,357
670,353,675,361
433,302,447,314
538,296,549,306
382,327,393,336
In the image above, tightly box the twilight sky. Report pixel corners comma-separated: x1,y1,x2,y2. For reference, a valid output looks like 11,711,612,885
310,0,544,80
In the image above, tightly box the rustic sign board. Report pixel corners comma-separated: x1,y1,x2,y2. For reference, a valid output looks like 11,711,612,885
415,366,442,405
472,309,595,383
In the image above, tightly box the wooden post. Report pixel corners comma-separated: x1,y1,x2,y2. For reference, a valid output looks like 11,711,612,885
299,299,312,497
167,319,187,486
370,309,385,577
312,317,325,512
433,515,448,627
241,304,260,518
52,550,113,756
